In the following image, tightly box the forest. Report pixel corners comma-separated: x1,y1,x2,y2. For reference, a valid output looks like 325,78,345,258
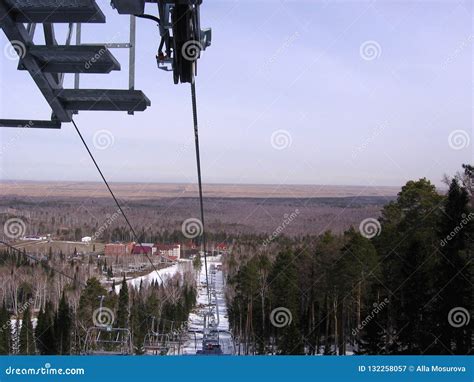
0,263,196,355
0,165,471,355
225,165,473,355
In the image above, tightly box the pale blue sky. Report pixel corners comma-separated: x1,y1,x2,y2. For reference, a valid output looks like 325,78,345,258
0,0,472,187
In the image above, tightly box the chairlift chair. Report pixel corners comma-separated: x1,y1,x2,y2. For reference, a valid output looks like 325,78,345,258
83,326,133,355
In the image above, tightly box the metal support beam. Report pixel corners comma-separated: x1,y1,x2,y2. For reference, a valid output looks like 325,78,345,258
128,15,136,115
43,23,59,83
74,23,81,90
0,119,61,129
129,15,136,91
0,2,72,122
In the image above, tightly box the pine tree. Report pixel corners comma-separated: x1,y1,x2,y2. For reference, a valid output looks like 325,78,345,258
0,303,11,354
356,297,385,355
130,294,146,355
269,251,303,355
434,178,472,354
116,277,129,329
193,254,202,274
35,301,56,354
78,278,109,329
55,293,71,355
19,306,35,354
337,228,380,354
375,178,442,354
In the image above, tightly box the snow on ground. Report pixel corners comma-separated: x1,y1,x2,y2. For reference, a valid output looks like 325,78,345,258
114,260,192,294
182,255,233,355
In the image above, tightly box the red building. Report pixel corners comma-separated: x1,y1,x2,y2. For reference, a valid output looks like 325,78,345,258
104,242,134,256
132,244,153,255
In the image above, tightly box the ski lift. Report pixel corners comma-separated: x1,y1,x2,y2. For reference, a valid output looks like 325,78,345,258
196,329,236,355
143,316,188,355
84,326,133,355
144,331,171,355
83,296,132,355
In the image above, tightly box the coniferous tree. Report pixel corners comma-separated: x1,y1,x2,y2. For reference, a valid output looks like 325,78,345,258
0,303,11,354
269,251,303,355
356,304,384,354
19,306,35,355
35,301,56,354
130,294,146,355
336,228,379,354
116,277,129,329
396,238,435,354
433,178,472,354
376,179,442,354
55,293,72,355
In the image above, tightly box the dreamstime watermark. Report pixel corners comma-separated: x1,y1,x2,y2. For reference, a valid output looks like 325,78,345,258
448,130,470,150
447,307,470,328
441,34,473,71
262,31,300,71
182,40,203,61
90,209,122,243
92,307,115,327
359,218,381,239
262,209,300,247
182,218,203,239
3,218,26,239
4,40,26,61
84,47,107,70
352,298,390,336
359,40,382,61
271,129,292,150
5,363,85,376
0,297,34,334
93,129,115,150
440,212,474,247
0,121,34,160
269,307,293,328
351,124,387,159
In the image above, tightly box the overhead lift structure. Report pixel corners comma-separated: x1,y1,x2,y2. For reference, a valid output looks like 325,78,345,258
0,0,211,128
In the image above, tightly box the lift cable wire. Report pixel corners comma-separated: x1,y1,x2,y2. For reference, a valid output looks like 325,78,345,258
71,118,165,285
0,239,86,287
134,14,160,25
190,80,210,307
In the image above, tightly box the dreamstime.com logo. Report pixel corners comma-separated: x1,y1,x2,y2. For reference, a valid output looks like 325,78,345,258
447,307,470,328
4,40,26,60
5,363,84,376
182,218,203,239
359,217,381,239
271,129,292,150
93,129,115,150
181,40,203,61
359,40,382,61
3,217,26,239
448,130,470,150
270,307,293,328
92,307,115,327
